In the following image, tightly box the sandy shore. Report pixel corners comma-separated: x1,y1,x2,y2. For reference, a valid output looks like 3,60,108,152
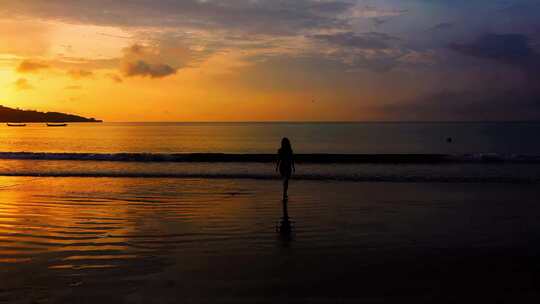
1,177,540,303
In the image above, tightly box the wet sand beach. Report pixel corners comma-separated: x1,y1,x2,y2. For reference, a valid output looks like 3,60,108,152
1,177,540,303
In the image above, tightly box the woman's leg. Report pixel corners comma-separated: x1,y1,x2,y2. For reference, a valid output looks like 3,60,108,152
283,177,289,199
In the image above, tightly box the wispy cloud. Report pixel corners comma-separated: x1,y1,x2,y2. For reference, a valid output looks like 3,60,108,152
0,1,354,34
14,78,33,90
313,32,398,50
430,22,454,31
67,69,94,79
118,43,187,79
16,60,49,73
106,73,123,83
1,0,540,120
123,60,176,78
347,4,408,18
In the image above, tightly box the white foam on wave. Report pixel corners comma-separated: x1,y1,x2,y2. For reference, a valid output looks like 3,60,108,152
0,152,539,163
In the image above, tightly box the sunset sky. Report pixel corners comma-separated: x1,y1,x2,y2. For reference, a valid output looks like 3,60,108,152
1,0,539,121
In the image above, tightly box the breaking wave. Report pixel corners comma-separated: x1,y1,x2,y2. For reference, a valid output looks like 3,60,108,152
1,152,539,183
1,152,539,163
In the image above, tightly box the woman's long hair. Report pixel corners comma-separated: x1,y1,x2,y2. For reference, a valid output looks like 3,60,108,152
280,137,293,155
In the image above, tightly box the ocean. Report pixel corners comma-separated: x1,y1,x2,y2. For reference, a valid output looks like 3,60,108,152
2,122,540,302
0,122,539,182
2,121,540,154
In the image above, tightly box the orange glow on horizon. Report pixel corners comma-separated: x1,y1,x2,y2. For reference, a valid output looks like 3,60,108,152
0,18,382,122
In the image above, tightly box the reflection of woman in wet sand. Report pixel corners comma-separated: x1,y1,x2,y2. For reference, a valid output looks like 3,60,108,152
276,137,295,200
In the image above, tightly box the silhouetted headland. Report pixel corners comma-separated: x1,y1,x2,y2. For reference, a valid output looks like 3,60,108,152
0,105,102,123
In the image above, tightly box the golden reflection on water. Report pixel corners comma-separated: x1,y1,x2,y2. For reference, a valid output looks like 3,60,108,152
0,176,265,271
0,177,137,267
2,175,540,303
0,122,284,154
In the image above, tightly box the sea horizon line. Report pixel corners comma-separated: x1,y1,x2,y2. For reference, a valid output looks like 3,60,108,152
83,120,540,124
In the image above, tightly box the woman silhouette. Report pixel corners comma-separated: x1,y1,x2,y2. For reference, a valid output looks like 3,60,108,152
276,137,295,200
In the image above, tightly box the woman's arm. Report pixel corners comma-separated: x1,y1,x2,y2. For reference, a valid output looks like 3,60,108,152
276,159,281,172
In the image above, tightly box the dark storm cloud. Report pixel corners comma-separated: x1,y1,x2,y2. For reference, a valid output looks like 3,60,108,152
449,33,538,66
387,32,540,120
449,32,540,93
313,32,398,49
123,60,177,78
497,2,540,19
379,89,540,121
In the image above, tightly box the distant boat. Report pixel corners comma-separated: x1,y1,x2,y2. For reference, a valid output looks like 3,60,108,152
6,123,26,127
46,123,68,127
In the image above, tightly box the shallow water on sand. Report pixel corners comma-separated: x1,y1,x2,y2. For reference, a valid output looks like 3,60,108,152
1,177,540,302
1,160,540,183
